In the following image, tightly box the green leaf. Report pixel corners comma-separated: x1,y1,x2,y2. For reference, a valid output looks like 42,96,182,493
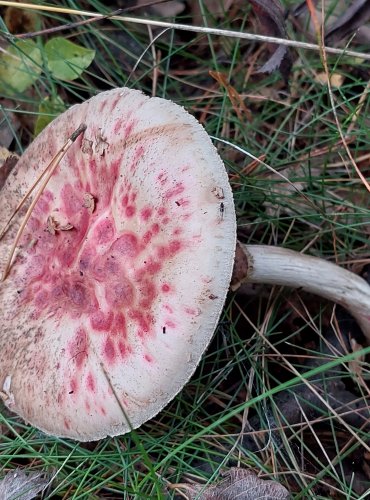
34,95,66,136
45,37,95,81
0,40,42,94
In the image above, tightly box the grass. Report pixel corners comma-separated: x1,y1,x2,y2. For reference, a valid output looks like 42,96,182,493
0,0,370,498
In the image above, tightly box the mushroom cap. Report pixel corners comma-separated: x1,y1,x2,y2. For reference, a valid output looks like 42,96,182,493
0,88,236,440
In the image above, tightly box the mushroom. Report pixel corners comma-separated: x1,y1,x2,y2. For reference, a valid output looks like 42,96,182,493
0,88,369,441
0,88,236,440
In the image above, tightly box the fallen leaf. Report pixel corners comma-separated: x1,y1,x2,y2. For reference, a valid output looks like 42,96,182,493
314,71,344,87
0,40,42,94
0,469,50,500
35,95,66,136
4,5,38,34
325,0,370,44
291,0,370,46
183,467,290,499
356,25,370,45
44,37,95,81
249,0,292,80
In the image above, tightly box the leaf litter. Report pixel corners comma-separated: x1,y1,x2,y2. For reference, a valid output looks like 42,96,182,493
0,469,51,500
292,0,370,44
181,467,290,499
249,0,292,80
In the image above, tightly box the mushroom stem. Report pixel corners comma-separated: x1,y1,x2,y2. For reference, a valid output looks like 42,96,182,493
232,243,370,343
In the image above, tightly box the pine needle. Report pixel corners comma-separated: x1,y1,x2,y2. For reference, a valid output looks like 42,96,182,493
1,124,86,282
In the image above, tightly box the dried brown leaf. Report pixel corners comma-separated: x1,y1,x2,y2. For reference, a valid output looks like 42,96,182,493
209,71,252,121
292,0,370,45
0,469,50,500
325,0,370,44
249,0,292,80
4,6,38,34
184,467,290,499
314,71,344,87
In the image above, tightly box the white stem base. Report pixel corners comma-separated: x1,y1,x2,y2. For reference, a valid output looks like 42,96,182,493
235,244,370,343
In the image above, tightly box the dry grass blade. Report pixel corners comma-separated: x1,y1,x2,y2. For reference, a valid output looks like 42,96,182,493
325,0,370,44
1,163,53,240
306,0,370,193
0,1,370,60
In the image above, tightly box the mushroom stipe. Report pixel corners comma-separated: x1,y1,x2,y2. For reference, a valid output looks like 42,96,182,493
1,88,370,441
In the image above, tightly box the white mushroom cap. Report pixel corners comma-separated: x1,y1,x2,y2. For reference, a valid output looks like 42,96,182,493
0,88,236,440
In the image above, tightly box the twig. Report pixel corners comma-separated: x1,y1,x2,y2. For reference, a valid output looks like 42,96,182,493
2,9,124,40
0,1,370,61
